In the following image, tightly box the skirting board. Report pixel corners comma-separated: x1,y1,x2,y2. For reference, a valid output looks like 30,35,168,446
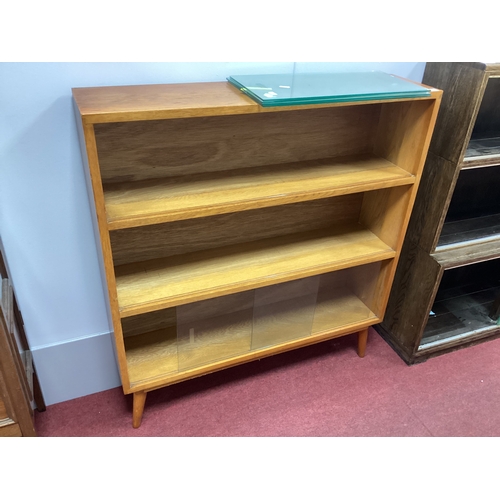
31,331,121,406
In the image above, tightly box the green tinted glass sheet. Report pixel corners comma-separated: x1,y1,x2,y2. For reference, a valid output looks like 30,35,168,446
227,72,430,107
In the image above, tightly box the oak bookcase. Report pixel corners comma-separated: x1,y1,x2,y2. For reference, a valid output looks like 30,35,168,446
73,79,441,427
377,62,500,364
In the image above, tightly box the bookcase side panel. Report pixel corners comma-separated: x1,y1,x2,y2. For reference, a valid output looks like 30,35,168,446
373,98,441,176
79,122,131,390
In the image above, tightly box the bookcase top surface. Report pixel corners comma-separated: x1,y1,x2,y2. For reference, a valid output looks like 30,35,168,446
72,79,441,124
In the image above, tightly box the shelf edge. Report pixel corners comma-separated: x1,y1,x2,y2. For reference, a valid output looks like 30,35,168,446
432,237,500,268
106,170,415,230
118,250,396,318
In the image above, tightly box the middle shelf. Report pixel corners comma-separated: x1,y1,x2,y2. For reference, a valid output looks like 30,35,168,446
109,184,410,318
114,223,395,317
103,153,415,229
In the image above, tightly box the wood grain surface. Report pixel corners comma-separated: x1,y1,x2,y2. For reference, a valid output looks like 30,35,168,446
103,154,414,229
109,196,362,266
114,224,396,317
73,80,439,124
94,105,380,183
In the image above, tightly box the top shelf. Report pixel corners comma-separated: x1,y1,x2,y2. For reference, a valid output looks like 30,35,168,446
104,154,415,230
72,80,441,124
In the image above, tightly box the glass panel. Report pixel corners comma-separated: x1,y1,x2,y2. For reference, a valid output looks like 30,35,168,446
313,263,380,334
177,292,253,371
438,165,500,247
227,72,430,107
176,263,383,368
423,258,500,345
252,276,320,350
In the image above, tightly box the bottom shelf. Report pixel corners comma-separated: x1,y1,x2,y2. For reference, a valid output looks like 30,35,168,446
421,259,500,349
124,264,382,390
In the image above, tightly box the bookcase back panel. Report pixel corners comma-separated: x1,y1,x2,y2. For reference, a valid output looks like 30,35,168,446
94,105,382,183
121,308,177,338
109,195,363,266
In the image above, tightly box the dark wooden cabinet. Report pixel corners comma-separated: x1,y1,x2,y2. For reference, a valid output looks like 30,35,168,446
377,62,500,364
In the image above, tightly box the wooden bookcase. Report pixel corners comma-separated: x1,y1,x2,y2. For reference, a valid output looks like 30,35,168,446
72,79,441,427
377,62,500,364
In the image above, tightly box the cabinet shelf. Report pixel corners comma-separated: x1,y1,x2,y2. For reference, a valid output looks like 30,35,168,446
104,154,415,229
421,259,500,350
437,164,500,247
422,287,500,348
432,238,500,268
437,213,500,248
115,224,395,317
462,136,500,168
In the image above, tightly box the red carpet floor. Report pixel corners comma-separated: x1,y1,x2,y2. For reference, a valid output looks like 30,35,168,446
34,329,500,437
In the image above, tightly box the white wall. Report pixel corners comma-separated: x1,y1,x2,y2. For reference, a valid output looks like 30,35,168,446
0,62,425,405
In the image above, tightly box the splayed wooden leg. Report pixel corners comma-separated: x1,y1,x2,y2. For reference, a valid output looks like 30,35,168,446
357,328,369,358
132,391,147,429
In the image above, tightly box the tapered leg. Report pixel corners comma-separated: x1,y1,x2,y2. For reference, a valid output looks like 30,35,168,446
132,391,147,429
357,328,369,358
